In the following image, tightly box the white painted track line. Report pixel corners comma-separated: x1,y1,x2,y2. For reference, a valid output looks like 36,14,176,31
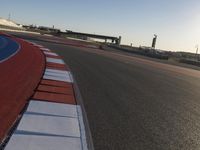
77,106,88,150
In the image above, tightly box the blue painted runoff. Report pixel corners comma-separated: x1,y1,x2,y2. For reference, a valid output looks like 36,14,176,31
0,35,20,61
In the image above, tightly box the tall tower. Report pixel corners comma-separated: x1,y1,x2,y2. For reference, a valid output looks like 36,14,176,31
118,36,121,45
196,45,199,60
8,13,11,21
152,34,157,48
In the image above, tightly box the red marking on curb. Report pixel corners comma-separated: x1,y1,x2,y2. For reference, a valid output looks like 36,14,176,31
40,79,72,88
33,91,76,104
45,54,62,59
37,85,74,95
46,63,66,68
46,63,69,70
46,62,66,67
46,66,67,71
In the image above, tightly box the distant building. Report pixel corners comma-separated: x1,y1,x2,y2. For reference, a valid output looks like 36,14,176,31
38,26,61,33
22,25,37,29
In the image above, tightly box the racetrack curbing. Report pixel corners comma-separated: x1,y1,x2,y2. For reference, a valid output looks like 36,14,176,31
0,33,45,145
0,35,93,150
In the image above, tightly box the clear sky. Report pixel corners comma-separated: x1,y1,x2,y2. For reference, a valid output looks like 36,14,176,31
1,0,200,52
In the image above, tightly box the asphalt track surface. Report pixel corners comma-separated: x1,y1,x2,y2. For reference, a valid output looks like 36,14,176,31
10,33,200,150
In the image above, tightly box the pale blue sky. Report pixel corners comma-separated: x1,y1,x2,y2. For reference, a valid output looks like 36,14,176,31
1,0,200,52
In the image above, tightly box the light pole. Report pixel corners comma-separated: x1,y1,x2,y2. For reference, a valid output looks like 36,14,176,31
195,45,199,60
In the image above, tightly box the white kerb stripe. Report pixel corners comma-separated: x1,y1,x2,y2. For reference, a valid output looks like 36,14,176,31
33,44,43,47
17,113,80,137
46,57,65,64
69,72,74,83
40,48,50,51
43,75,73,83
44,51,58,56
44,71,69,77
45,68,69,74
29,42,36,45
27,100,78,118
4,134,82,150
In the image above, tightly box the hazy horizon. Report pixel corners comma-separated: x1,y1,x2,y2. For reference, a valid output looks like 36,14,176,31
1,0,200,53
